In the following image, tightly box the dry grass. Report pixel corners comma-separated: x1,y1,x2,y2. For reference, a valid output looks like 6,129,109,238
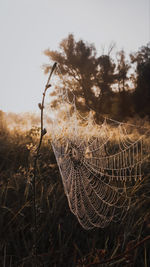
0,117,150,266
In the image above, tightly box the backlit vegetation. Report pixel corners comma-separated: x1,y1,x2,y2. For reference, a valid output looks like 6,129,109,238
0,111,150,266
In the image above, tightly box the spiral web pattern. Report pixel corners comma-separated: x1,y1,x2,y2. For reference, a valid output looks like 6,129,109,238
50,74,150,229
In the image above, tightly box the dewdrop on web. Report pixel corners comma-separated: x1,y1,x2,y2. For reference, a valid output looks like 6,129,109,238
48,70,150,230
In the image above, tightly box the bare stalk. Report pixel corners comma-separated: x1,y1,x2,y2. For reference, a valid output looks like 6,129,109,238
32,62,57,266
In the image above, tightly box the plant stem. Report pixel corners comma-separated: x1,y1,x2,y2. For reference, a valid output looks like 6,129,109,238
32,62,57,266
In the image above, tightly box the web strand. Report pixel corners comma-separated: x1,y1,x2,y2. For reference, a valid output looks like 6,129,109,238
50,64,150,229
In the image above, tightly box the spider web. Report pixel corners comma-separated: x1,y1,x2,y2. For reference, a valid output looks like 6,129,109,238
50,70,150,230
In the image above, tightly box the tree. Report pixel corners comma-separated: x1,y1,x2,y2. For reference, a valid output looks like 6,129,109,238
44,34,116,119
95,54,116,114
131,43,150,117
115,50,132,117
44,34,97,112
116,50,130,93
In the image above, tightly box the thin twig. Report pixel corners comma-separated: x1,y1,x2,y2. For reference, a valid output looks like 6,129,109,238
32,62,57,266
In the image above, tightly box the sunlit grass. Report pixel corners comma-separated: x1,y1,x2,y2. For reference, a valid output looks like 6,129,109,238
0,113,150,266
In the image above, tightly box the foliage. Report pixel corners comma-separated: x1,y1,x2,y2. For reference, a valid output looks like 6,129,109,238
131,43,150,117
44,35,117,119
44,35,150,121
0,119,150,266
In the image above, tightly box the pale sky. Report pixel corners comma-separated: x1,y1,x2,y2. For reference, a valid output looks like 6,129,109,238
0,0,149,113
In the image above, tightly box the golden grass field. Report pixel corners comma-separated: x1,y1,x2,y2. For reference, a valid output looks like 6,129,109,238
0,112,150,266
